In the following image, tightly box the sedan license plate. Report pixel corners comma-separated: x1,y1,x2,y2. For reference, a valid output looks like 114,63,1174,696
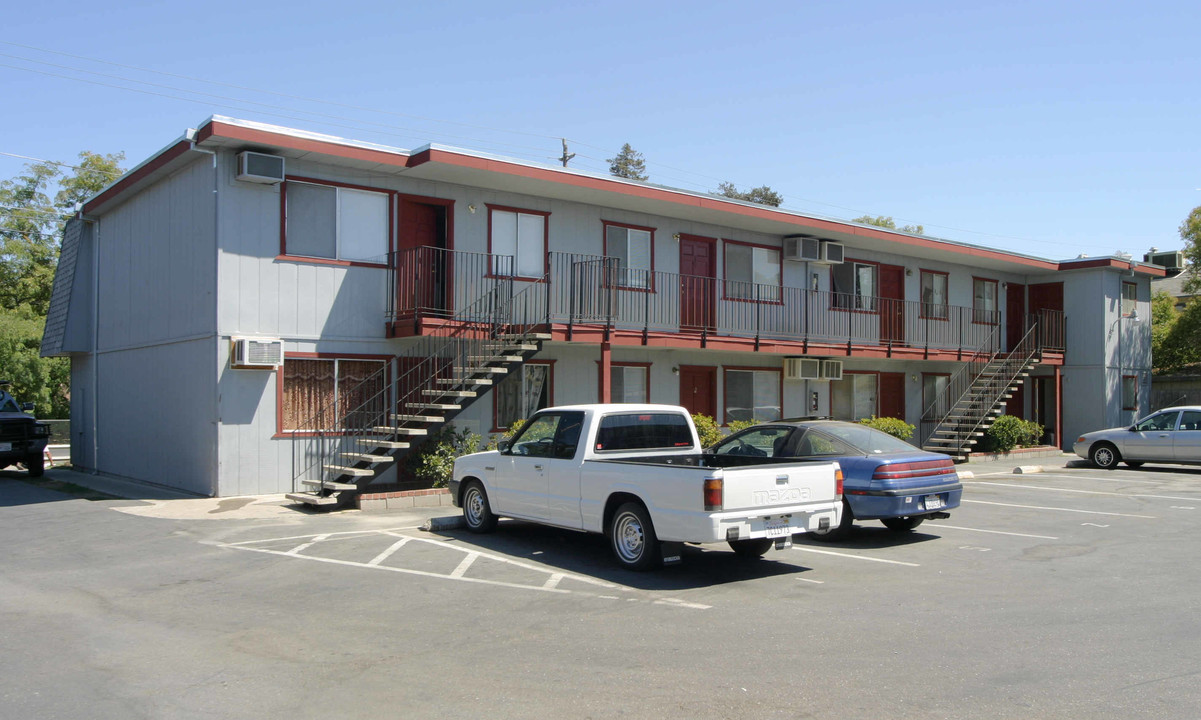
764,517,790,538
0,442,10,452
924,494,942,511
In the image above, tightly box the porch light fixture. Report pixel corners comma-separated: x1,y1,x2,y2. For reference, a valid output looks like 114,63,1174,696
468,204,477,214
672,233,681,241
672,366,680,375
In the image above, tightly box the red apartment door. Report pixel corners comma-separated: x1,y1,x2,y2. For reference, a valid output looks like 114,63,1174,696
1006,283,1026,351
678,366,717,419
1029,282,1064,349
399,199,447,315
879,372,905,420
879,264,905,345
679,235,716,331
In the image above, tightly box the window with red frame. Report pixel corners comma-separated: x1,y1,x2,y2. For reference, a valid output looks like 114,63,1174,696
724,242,781,302
281,357,386,431
1122,282,1137,317
921,270,949,319
1121,375,1137,411
490,207,547,278
724,368,781,424
610,364,649,403
285,180,389,263
973,278,998,324
495,363,552,430
832,261,877,311
604,222,653,289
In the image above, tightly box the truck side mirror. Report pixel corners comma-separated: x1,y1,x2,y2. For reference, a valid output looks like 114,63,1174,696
497,439,512,454
20,402,34,413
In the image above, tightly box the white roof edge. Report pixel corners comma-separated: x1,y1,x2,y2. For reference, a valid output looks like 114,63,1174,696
81,130,196,214
209,115,413,158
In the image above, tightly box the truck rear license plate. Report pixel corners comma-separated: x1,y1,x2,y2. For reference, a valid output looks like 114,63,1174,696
0,442,10,452
764,517,790,537
925,495,942,510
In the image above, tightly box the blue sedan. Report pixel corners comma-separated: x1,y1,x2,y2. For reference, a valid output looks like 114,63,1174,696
708,419,962,540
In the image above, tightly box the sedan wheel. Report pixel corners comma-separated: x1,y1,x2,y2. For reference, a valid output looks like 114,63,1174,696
881,516,924,532
1090,442,1120,470
809,499,854,542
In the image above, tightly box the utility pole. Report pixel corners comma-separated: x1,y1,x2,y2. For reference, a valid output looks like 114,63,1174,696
559,139,575,168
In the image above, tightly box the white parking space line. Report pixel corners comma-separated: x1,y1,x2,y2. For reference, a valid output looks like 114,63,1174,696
449,552,479,578
792,546,920,567
934,524,1059,540
285,533,329,555
797,578,825,585
969,481,1199,502
544,573,565,590
1038,472,1201,487
367,537,410,566
961,499,1156,518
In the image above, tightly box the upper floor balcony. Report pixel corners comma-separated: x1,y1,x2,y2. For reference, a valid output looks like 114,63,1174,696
386,247,1066,361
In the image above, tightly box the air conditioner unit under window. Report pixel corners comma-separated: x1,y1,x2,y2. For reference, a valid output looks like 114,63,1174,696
820,360,843,381
236,151,285,184
820,241,845,264
782,235,822,262
231,338,284,368
784,357,822,381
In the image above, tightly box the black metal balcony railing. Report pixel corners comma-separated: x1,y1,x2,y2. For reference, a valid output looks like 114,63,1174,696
388,247,1066,355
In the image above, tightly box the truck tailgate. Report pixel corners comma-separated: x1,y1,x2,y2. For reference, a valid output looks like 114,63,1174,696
720,461,837,511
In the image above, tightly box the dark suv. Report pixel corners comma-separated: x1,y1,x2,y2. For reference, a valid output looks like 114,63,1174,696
0,381,51,477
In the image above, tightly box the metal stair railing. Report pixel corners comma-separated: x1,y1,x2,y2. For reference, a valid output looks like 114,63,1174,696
290,262,551,497
919,324,1001,447
921,320,1043,455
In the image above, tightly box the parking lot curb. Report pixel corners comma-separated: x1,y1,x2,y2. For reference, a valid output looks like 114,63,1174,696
957,470,975,479
1013,465,1044,474
424,515,465,532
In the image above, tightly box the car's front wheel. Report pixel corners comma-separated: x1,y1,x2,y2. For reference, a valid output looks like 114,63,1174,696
1090,442,1121,470
881,516,924,532
461,480,497,533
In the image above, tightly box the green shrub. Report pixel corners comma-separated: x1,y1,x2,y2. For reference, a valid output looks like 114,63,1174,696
728,419,757,435
857,415,915,441
981,415,1045,453
411,424,482,488
692,413,723,448
485,418,525,451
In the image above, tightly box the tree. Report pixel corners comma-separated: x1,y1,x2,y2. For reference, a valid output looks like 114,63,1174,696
1179,204,1201,294
607,143,648,181
715,182,783,207
0,151,124,418
852,214,924,235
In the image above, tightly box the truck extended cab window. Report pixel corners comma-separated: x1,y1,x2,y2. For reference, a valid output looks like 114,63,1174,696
595,412,693,451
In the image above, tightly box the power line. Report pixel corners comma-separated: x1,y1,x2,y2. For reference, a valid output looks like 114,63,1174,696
0,151,123,176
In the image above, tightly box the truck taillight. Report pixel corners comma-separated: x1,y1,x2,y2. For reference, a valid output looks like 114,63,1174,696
703,477,723,511
835,468,844,498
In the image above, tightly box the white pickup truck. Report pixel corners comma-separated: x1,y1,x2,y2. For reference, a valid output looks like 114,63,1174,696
450,404,843,570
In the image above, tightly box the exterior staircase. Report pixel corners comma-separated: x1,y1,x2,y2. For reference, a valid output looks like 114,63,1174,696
286,273,550,508
920,323,1043,460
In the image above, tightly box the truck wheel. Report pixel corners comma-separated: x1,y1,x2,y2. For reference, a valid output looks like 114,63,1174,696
809,499,854,542
881,516,924,532
609,502,660,571
26,454,44,478
728,538,774,558
1090,442,1120,470
461,481,497,533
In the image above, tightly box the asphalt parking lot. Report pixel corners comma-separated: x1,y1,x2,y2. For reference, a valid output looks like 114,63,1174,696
2,459,1199,719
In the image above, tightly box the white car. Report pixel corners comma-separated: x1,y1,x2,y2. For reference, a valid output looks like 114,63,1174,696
1073,406,1201,469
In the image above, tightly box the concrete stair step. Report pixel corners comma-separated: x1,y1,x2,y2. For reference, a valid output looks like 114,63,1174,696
484,342,538,352
391,414,445,423
453,366,509,374
340,452,394,463
302,479,359,491
422,389,477,398
467,355,523,363
357,439,410,449
405,403,461,411
437,377,492,386
497,332,551,341
371,426,428,436
324,465,374,478
286,493,339,506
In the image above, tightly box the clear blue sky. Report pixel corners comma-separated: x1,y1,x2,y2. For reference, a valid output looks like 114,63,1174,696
4,0,1198,260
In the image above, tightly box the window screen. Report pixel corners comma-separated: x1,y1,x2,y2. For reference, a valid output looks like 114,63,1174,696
287,183,337,259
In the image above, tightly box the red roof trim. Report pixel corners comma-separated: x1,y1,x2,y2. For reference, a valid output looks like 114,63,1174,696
1059,257,1166,277
83,139,194,214
197,119,411,168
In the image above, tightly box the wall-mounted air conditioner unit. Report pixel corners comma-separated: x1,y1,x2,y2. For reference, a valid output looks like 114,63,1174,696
782,235,822,262
1143,250,1184,273
784,357,822,381
820,360,843,381
236,151,285,184
820,241,845,264
231,338,284,368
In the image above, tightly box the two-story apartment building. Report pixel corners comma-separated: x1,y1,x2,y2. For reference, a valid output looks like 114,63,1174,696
42,116,1163,500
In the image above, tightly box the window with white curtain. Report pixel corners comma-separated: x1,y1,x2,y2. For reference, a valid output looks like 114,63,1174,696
610,365,649,403
286,181,389,263
490,207,547,278
831,373,878,421
495,364,551,429
921,270,949,320
605,223,653,289
832,261,877,311
724,369,781,424
724,242,781,301
973,278,998,324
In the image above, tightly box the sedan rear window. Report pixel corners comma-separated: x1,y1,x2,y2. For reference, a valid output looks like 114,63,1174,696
817,423,915,454
595,413,693,451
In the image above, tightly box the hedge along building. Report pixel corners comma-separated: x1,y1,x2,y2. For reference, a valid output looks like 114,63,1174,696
41,116,1163,501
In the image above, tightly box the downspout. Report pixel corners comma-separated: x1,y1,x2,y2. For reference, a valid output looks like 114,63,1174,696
89,213,99,474
188,132,220,497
